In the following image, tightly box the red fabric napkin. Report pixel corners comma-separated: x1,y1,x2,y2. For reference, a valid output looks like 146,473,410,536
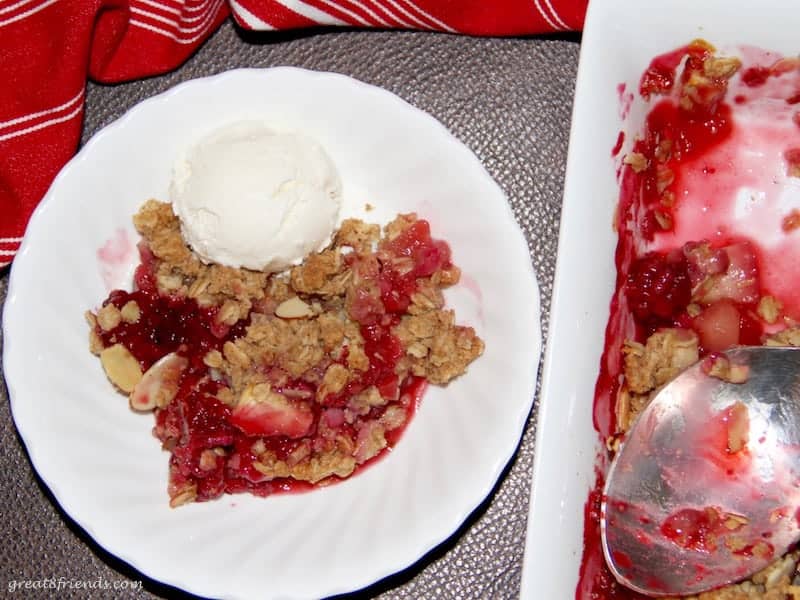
0,0,588,269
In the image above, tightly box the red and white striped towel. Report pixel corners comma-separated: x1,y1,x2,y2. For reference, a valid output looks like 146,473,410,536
0,0,588,269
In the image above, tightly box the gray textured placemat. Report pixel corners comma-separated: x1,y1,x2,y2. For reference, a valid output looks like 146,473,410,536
0,22,580,599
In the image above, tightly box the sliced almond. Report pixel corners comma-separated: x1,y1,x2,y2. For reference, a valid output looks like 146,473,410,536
100,344,143,393
130,352,188,411
275,296,314,319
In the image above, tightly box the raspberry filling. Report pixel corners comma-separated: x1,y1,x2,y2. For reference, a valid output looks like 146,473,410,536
92,215,460,503
98,288,245,372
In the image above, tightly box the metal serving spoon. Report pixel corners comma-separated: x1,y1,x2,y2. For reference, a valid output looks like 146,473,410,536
601,345,800,597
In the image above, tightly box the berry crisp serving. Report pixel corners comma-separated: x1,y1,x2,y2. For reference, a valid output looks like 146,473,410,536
86,200,484,507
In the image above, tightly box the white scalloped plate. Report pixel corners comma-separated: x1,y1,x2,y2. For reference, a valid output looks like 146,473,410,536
2,68,540,600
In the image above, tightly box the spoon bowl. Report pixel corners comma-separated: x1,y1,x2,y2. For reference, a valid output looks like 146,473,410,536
602,345,800,596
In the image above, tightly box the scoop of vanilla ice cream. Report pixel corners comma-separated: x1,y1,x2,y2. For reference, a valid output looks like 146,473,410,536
170,122,342,272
